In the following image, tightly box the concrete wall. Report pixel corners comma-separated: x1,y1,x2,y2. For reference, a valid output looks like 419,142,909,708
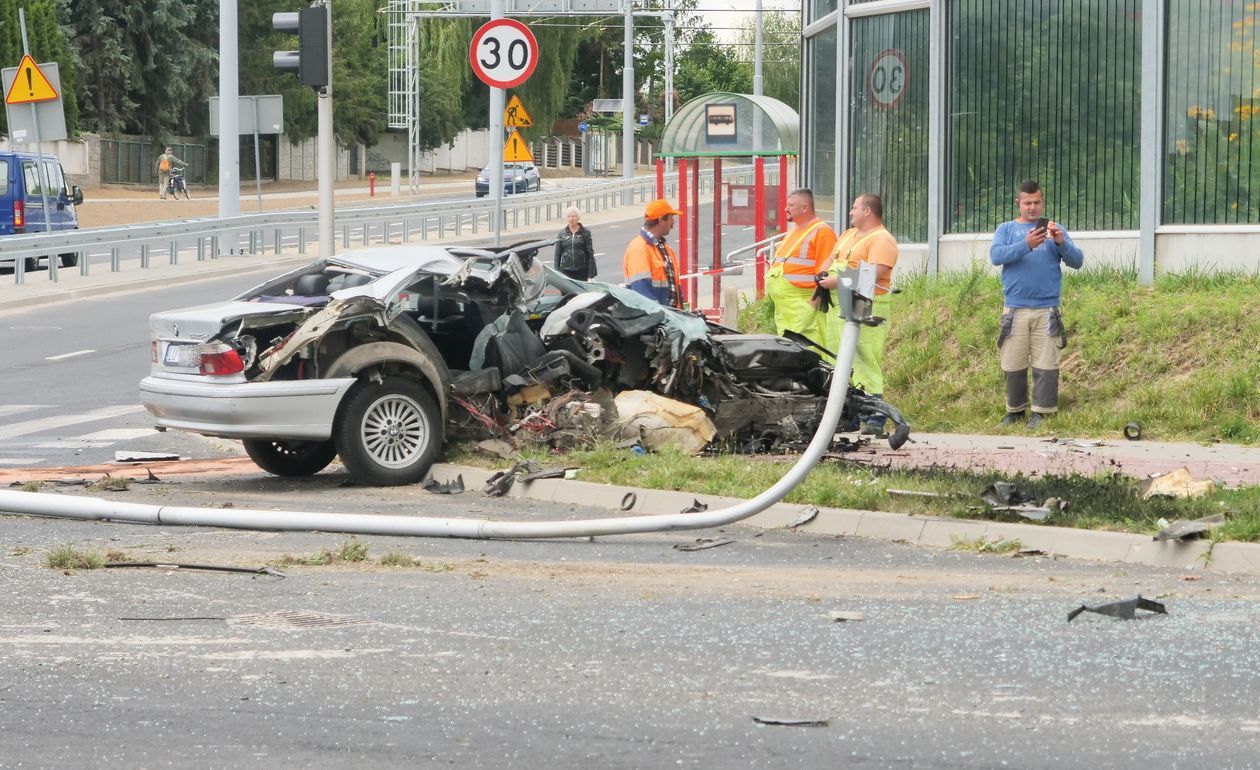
0,137,92,185
922,230,1260,278
364,130,491,175
277,137,354,182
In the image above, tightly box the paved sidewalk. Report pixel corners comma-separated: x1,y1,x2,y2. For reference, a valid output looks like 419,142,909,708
855,432,1259,488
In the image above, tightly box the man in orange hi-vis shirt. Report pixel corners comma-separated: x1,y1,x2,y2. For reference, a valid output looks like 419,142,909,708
765,189,837,349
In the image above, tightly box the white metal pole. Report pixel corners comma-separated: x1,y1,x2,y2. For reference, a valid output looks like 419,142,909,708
219,0,240,224
253,97,263,212
490,0,505,246
17,10,52,244
622,0,635,196
318,0,335,258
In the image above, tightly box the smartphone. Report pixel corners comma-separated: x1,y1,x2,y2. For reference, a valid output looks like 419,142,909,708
1035,217,1049,231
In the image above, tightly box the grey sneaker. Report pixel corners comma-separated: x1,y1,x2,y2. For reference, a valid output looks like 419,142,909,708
1026,412,1044,430
999,411,1025,426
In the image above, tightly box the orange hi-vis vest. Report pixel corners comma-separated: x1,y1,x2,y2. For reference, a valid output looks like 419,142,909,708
771,219,834,289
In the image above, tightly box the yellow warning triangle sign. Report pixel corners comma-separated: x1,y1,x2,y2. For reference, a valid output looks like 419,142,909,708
504,95,533,128
503,129,534,163
5,55,59,105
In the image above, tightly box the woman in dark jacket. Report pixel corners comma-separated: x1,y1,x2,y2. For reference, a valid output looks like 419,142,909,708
554,206,597,281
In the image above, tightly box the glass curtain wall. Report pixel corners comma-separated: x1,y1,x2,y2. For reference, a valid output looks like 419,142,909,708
946,0,1141,233
805,24,839,210
848,10,929,242
1164,1,1260,224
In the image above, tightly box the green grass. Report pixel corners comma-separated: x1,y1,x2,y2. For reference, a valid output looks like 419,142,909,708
275,538,369,567
742,266,1260,443
949,535,1024,554
378,551,454,571
46,545,106,571
446,441,1260,541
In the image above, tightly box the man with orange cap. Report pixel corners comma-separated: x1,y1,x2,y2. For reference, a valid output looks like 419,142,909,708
623,198,684,308
766,188,837,348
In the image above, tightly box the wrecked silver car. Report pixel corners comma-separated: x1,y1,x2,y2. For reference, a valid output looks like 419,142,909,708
140,240,909,486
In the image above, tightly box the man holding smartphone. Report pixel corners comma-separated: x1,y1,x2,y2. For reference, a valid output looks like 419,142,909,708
989,179,1085,429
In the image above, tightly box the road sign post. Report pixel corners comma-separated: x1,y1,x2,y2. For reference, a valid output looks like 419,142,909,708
471,17,539,245
3,12,66,283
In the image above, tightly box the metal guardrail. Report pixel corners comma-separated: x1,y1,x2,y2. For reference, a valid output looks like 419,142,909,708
2,168,751,285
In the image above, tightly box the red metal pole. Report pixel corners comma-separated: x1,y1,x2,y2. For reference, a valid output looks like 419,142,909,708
778,155,789,233
678,158,689,309
691,159,700,309
712,157,722,312
754,156,766,298
655,157,665,199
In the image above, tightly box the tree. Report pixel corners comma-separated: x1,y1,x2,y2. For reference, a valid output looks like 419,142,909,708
736,10,799,109
673,29,751,103
0,0,79,136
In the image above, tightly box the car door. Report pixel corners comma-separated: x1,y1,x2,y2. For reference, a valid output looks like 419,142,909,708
20,159,47,231
0,158,13,235
41,159,75,231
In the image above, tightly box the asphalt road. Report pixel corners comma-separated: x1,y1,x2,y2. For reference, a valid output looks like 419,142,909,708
3,476,1259,768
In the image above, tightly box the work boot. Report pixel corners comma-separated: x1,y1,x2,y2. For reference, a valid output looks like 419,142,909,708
999,411,1025,426
1026,412,1044,430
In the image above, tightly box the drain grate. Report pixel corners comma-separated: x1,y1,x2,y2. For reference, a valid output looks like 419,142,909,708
228,610,371,630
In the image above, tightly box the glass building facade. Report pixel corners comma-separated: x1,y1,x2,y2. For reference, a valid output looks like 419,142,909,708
801,0,1260,275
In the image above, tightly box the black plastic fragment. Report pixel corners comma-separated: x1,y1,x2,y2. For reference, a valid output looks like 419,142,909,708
422,475,466,495
1067,594,1167,622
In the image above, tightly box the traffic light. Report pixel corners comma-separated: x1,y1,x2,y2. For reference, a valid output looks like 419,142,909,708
272,4,329,88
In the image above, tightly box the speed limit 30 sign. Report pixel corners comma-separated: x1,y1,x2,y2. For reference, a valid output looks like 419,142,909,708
470,19,539,89
867,49,908,110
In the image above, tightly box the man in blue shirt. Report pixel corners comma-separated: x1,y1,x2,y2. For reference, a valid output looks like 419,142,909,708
989,180,1085,429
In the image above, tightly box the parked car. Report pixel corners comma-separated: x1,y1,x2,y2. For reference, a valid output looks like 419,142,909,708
475,162,541,197
0,150,85,272
140,241,909,486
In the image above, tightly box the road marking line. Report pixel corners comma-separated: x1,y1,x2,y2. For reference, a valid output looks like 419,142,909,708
33,440,114,449
0,406,46,419
45,349,96,361
0,405,147,441
72,428,160,441
0,458,42,466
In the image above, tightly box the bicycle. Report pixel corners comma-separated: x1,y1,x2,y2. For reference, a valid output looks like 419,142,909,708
167,167,191,200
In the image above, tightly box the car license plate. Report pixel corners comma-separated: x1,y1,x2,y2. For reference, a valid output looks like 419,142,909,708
163,343,200,368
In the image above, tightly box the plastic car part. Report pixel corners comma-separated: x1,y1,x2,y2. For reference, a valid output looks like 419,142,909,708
333,376,442,486
243,439,337,477
1067,594,1167,622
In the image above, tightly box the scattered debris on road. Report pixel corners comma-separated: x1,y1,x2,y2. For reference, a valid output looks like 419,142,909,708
680,498,708,513
1153,513,1226,542
786,506,819,529
114,450,181,463
105,562,286,578
752,716,830,728
1124,421,1143,440
829,610,865,621
1140,467,1217,500
673,537,734,551
1067,594,1167,622
422,475,465,495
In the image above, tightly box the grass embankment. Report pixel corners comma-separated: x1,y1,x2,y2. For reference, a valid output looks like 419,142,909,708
448,444,1260,542
742,265,1260,444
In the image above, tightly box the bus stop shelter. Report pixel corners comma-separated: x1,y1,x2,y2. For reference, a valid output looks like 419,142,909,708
655,92,800,312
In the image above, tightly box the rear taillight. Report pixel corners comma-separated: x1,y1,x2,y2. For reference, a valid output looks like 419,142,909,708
198,342,244,376
150,339,158,363
13,200,23,229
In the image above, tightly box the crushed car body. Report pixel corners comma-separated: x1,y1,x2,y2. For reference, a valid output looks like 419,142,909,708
140,240,910,485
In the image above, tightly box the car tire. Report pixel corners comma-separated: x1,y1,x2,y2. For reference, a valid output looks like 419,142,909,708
243,438,337,477
59,253,79,268
334,376,441,486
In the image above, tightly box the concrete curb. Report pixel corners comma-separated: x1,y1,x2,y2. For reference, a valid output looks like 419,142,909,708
425,462,1257,575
